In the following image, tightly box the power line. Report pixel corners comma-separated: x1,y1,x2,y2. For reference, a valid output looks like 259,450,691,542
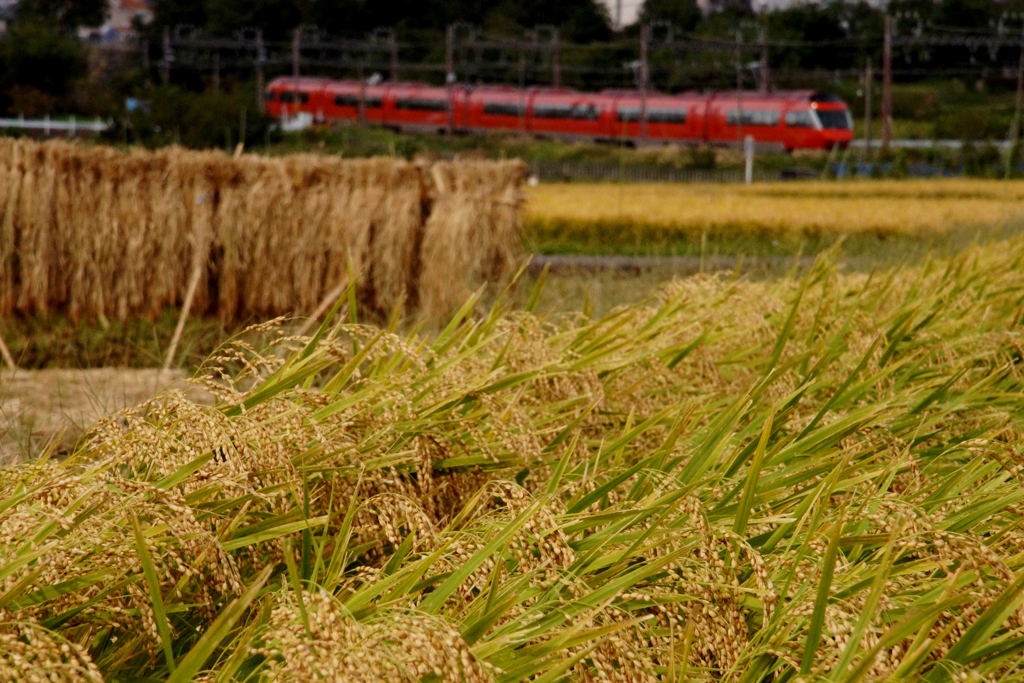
156,20,1024,98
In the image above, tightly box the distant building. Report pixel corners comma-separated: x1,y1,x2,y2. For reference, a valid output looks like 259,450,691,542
80,0,153,43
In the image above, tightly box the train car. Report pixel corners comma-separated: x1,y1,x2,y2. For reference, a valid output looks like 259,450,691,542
264,77,330,120
384,83,453,133
321,80,388,124
466,86,530,133
605,90,707,143
527,90,612,140
704,92,787,150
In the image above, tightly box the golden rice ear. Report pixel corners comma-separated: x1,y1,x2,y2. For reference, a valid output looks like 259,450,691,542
0,139,525,324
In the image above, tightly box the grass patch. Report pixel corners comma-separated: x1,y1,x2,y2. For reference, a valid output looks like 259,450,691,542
0,311,236,370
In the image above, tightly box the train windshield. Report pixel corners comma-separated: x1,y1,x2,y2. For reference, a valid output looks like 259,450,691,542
814,109,853,130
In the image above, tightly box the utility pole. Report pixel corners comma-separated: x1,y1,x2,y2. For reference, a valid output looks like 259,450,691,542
1010,24,1024,177
735,27,744,144
471,29,482,84
357,59,366,124
255,29,266,111
141,39,150,84
369,28,399,82
616,0,623,31
882,13,893,150
640,24,650,141
552,29,561,88
161,26,172,85
445,24,455,134
864,58,873,159
390,32,399,81
518,42,527,132
292,27,302,78
758,23,770,92
212,51,220,93
532,26,561,88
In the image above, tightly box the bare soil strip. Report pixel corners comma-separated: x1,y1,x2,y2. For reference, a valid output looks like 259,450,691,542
0,369,207,463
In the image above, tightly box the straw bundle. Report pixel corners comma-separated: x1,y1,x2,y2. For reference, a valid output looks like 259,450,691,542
0,139,526,322
420,161,527,320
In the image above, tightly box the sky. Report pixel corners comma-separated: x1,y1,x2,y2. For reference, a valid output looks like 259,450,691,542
600,0,831,29
601,0,644,28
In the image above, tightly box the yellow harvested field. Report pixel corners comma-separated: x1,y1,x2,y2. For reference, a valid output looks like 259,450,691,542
526,180,1024,235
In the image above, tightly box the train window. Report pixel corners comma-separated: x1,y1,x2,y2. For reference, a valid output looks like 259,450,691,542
483,102,525,117
571,104,600,120
785,110,815,128
396,98,448,112
334,94,383,108
815,109,853,130
264,91,277,102
617,107,639,122
727,109,780,126
279,92,310,104
533,103,599,119
617,107,687,124
650,108,687,124
533,104,574,119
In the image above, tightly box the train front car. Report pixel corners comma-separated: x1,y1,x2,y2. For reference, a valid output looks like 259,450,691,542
779,92,854,150
808,92,854,149
703,90,854,151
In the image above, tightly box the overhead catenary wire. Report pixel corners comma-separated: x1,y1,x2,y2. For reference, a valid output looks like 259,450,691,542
156,19,1024,99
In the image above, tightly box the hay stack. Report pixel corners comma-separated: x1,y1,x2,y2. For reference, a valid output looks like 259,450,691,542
419,161,526,321
0,139,526,323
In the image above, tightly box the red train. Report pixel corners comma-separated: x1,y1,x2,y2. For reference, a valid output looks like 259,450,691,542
265,76,854,151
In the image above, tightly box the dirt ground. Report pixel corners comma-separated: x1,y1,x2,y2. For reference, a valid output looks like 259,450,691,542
0,368,205,463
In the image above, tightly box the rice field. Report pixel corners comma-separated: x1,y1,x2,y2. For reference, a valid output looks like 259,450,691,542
525,180,1024,255
4,233,1024,680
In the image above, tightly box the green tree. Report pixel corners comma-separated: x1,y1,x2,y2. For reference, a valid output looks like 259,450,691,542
639,0,702,32
0,21,86,114
204,0,306,41
15,0,106,30
120,85,272,149
151,0,611,41
147,0,207,32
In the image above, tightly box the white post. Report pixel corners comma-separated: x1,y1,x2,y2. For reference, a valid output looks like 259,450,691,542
0,328,16,371
43,114,50,136
69,115,76,137
744,135,755,184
